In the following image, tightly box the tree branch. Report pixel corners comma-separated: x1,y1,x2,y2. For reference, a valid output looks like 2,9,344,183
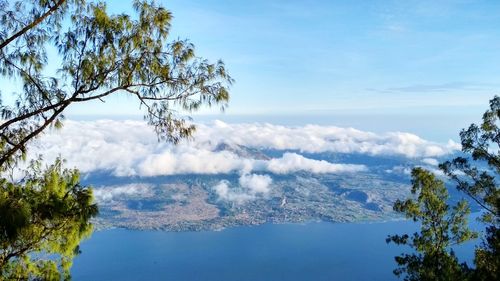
0,0,67,51
0,102,69,167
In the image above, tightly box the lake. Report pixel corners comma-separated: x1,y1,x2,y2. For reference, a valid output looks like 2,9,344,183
71,219,477,281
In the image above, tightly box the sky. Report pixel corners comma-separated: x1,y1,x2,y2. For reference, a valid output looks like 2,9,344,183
65,0,500,117
1,0,499,135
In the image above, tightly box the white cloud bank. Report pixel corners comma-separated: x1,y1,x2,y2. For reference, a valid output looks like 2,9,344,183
24,120,459,177
421,158,439,166
213,173,273,204
93,183,152,203
264,153,366,174
239,173,273,194
198,121,460,157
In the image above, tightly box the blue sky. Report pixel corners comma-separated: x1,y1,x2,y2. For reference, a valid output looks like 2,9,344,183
8,0,500,117
67,0,500,117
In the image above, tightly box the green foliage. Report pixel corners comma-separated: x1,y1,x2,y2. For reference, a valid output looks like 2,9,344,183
0,1,231,276
389,96,500,280
439,95,500,281
472,225,500,281
0,0,233,168
0,1,228,278
387,168,476,281
0,158,98,280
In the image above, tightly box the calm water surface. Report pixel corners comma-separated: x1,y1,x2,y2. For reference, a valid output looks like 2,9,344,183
71,220,476,281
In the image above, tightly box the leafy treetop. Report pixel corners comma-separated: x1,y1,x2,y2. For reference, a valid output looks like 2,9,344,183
388,96,500,281
0,159,98,280
387,168,476,281
0,0,233,168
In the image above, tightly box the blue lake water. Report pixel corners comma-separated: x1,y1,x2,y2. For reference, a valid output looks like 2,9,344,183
71,220,477,281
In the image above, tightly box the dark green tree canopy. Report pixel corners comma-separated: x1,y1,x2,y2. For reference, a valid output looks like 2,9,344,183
389,96,500,281
439,96,500,280
0,0,233,168
0,159,98,279
387,168,476,281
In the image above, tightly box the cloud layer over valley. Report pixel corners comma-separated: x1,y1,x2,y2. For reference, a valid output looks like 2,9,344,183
26,120,459,178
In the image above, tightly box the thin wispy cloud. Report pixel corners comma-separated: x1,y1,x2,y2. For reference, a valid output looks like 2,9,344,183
367,82,499,94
